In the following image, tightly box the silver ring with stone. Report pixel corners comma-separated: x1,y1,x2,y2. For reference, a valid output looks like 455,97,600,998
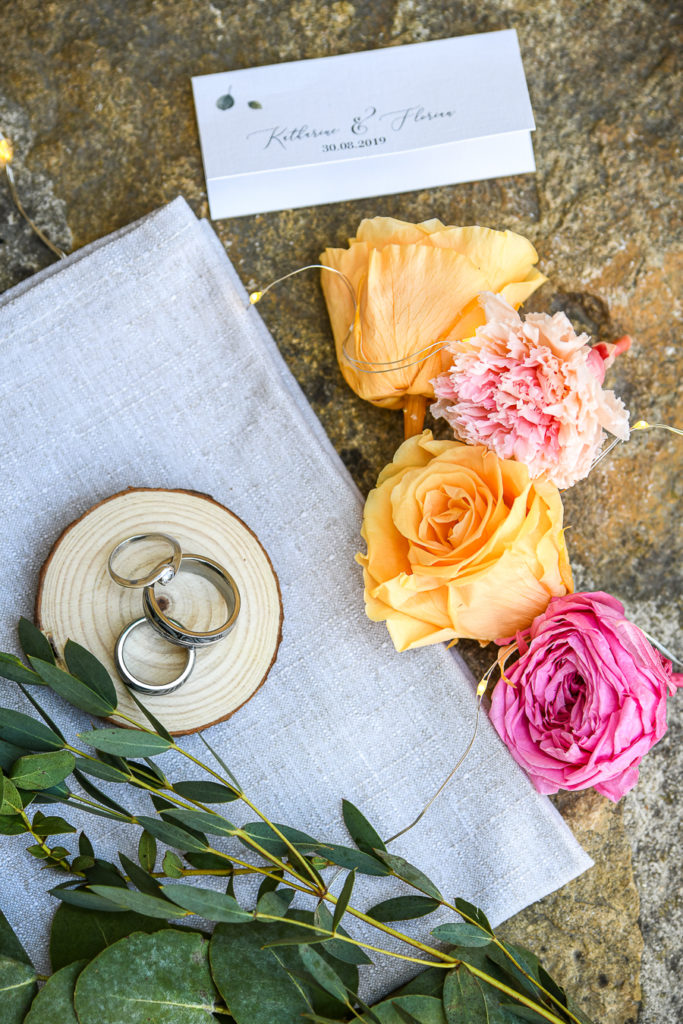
114,616,196,695
108,532,182,589
142,553,240,649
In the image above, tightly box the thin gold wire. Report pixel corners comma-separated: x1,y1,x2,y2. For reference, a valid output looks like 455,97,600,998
1,130,67,260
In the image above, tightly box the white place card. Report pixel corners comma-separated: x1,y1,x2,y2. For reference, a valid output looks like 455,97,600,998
192,30,535,219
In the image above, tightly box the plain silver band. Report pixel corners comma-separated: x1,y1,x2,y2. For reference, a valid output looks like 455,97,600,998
108,532,182,589
142,553,240,649
114,616,196,695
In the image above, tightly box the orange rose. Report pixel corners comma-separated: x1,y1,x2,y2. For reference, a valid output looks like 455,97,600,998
320,217,546,432
358,431,573,651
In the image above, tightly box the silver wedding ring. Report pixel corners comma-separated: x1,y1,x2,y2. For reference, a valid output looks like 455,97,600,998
114,616,196,695
108,532,182,589
142,554,240,649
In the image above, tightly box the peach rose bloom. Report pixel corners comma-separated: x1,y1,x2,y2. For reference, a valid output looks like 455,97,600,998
358,431,573,651
320,217,546,409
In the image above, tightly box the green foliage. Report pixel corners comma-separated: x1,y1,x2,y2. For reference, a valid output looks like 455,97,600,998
49,903,167,970
0,708,63,752
18,618,55,665
161,883,252,922
432,923,494,948
172,779,239,803
0,624,597,1024
78,728,171,757
74,930,218,1022
367,896,441,923
342,799,386,856
63,640,118,711
210,921,313,1024
23,960,84,1024
10,750,75,791
374,851,442,900
0,953,38,1024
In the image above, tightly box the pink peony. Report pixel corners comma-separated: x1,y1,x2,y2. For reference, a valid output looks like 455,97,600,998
431,293,630,489
489,591,682,801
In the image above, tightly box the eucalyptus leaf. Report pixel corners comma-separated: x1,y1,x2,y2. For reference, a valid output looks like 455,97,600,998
64,640,118,710
197,732,242,791
287,909,361,1000
239,820,320,856
0,904,33,965
78,728,171,757
79,832,94,857
375,852,442,899
299,944,349,1004
321,844,392,877
10,750,75,791
486,942,544,1003
29,658,115,716
0,773,22,815
342,799,386,856
0,708,63,751
23,959,85,1024
74,929,217,1022
18,618,55,664
161,884,252,923
32,815,76,837
125,688,173,742
162,850,183,877
184,851,232,872
359,995,447,1024
210,921,312,1024
88,886,181,920
0,814,27,834
49,903,167,970
135,815,209,853
390,967,446,1000
82,860,127,888
256,889,294,918
118,852,162,896
0,952,38,1024
0,653,44,686
367,896,440,923
313,904,372,966
138,829,157,872
73,758,131,783
32,780,70,804
172,779,239,803
442,965,508,1024
12,684,66,740
0,738,27,772
49,885,129,913
332,869,355,932
431,923,494,948
453,898,492,934
162,808,236,838
73,770,132,817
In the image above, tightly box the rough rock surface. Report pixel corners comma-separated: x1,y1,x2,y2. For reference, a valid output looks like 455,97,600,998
1,2,681,1022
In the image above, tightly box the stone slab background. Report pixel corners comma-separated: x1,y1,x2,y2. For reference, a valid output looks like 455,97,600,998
1,2,681,1021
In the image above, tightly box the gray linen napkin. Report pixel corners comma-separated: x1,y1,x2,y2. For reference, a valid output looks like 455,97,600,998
0,197,592,998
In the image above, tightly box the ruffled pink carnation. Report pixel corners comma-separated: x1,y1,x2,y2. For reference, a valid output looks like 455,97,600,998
489,592,682,801
431,293,630,488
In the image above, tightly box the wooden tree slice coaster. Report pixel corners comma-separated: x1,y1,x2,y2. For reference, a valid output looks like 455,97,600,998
36,488,283,735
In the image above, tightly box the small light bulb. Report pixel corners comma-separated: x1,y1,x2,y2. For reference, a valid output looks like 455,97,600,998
249,290,262,304
632,420,650,431
0,136,13,168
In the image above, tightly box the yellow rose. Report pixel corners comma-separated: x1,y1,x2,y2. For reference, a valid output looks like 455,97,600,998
358,432,573,651
320,217,546,429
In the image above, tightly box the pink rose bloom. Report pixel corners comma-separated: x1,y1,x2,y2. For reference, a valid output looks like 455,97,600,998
489,591,682,801
431,293,631,489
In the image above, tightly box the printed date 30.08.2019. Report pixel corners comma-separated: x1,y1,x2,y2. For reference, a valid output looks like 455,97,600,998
322,137,387,153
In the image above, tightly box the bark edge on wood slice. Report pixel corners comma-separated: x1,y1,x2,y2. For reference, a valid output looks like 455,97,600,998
36,487,283,735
